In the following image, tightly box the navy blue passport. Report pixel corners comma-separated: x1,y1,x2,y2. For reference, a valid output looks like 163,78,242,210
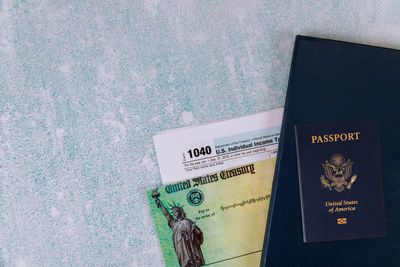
294,121,386,242
261,36,400,267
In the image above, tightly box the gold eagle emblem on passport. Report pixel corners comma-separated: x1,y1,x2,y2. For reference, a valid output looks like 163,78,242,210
320,153,357,192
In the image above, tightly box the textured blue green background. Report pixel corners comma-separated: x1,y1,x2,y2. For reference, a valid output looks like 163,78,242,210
0,1,399,266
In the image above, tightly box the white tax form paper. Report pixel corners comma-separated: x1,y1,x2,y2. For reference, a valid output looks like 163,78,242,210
154,108,283,184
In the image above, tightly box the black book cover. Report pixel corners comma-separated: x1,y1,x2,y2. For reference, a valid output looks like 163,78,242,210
294,121,386,242
260,36,400,267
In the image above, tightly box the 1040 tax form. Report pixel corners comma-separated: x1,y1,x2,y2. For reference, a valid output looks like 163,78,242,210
153,108,283,184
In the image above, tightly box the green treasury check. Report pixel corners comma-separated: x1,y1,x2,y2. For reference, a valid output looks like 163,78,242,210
147,158,276,267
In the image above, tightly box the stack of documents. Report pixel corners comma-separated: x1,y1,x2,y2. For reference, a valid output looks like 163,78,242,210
147,108,283,266
147,36,400,267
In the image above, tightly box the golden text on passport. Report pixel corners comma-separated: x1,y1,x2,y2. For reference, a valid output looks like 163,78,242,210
325,200,359,213
311,132,360,144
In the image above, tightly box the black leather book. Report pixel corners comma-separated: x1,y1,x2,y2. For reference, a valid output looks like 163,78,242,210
261,36,400,266
294,121,386,242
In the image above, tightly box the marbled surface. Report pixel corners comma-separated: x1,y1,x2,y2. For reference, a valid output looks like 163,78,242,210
0,0,399,266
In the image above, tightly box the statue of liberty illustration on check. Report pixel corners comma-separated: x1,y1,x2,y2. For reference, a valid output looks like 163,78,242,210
152,189,205,267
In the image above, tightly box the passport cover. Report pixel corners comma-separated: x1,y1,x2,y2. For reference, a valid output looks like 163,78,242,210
261,36,400,266
295,121,386,242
